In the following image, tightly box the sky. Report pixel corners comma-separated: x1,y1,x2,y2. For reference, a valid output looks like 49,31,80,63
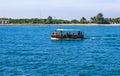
0,0,120,20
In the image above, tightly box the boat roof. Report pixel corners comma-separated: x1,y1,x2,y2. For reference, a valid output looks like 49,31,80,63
56,29,81,32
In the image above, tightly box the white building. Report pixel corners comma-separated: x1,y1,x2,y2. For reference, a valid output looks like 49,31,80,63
0,20,9,24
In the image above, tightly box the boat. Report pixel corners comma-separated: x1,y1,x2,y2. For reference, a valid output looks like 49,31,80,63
51,29,84,40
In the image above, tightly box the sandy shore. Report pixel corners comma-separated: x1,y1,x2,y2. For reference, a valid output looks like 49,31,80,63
0,24,120,26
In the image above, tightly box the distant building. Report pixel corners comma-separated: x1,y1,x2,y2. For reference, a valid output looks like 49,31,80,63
0,20,9,24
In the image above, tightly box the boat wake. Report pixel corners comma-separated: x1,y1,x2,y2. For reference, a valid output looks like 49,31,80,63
86,35,120,40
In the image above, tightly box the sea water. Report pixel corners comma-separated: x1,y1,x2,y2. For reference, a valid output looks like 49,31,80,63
0,25,120,76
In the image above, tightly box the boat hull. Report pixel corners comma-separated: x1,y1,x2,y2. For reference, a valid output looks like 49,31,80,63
51,37,83,40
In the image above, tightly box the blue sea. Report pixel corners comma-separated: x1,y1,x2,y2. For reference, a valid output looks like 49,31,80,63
0,25,120,76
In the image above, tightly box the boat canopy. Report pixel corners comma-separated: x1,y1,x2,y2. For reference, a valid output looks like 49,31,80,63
56,29,81,32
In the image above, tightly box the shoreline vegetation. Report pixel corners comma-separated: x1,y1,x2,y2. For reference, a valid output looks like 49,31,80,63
0,13,120,26
0,24,120,26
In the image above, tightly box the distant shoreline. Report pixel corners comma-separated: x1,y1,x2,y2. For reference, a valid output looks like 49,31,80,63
0,24,120,26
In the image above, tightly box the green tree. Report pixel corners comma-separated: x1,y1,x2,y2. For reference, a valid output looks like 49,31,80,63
96,13,104,24
90,16,97,23
71,19,79,24
90,13,105,24
46,16,53,24
80,17,88,24
104,18,110,24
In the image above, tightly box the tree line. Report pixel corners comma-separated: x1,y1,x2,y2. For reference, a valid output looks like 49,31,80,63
0,13,120,24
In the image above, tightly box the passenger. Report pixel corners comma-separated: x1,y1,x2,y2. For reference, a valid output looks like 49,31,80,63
66,32,69,36
68,32,71,38
80,32,83,35
54,31,57,36
60,31,63,36
66,32,69,38
71,33,75,38
78,31,80,35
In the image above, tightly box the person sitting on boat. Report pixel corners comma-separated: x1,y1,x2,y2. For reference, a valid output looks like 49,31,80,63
51,31,57,36
78,31,80,35
60,31,63,36
71,33,75,38
54,31,57,36
65,32,69,38
68,32,71,38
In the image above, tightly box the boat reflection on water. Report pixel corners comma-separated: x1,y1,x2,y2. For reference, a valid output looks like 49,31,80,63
51,29,84,40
